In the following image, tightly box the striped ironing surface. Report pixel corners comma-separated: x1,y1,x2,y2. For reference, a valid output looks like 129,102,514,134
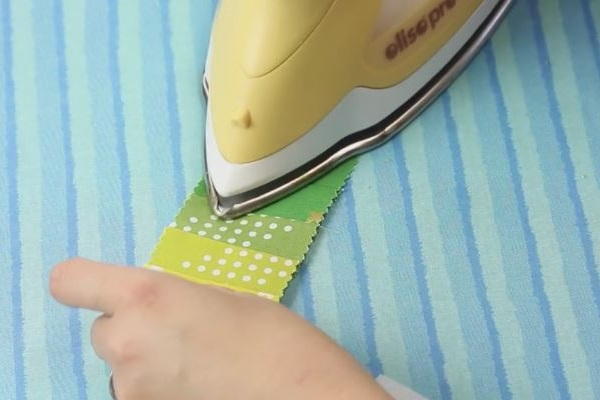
1,0,599,399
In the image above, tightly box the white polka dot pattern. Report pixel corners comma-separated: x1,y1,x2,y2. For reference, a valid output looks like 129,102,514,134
152,229,299,298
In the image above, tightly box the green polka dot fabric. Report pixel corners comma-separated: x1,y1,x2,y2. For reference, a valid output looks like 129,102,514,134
147,159,357,301
171,194,318,260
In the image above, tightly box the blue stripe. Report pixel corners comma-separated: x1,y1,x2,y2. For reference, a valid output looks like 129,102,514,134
280,264,306,316
280,245,316,323
530,0,600,318
159,1,186,202
442,94,511,399
344,183,383,376
107,1,135,266
52,1,86,398
322,197,374,370
483,45,570,399
298,252,317,324
392,139,451,400
299,259,316,324
1,1,25,398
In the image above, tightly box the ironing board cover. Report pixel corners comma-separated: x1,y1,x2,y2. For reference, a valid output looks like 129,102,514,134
1,1,600,399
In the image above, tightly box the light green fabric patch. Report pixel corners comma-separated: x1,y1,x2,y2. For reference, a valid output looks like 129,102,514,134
149,228,296,300
149,159,357,301
172,193,318,260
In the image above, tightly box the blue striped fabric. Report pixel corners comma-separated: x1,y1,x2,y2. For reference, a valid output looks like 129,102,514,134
1,1,599,399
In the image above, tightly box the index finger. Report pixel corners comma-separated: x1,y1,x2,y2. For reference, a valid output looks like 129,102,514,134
50,258,141,314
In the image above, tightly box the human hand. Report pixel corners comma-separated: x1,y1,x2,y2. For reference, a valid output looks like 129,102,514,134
50,258,392,400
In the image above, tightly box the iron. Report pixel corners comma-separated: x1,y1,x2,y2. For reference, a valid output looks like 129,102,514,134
203,0,513,218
